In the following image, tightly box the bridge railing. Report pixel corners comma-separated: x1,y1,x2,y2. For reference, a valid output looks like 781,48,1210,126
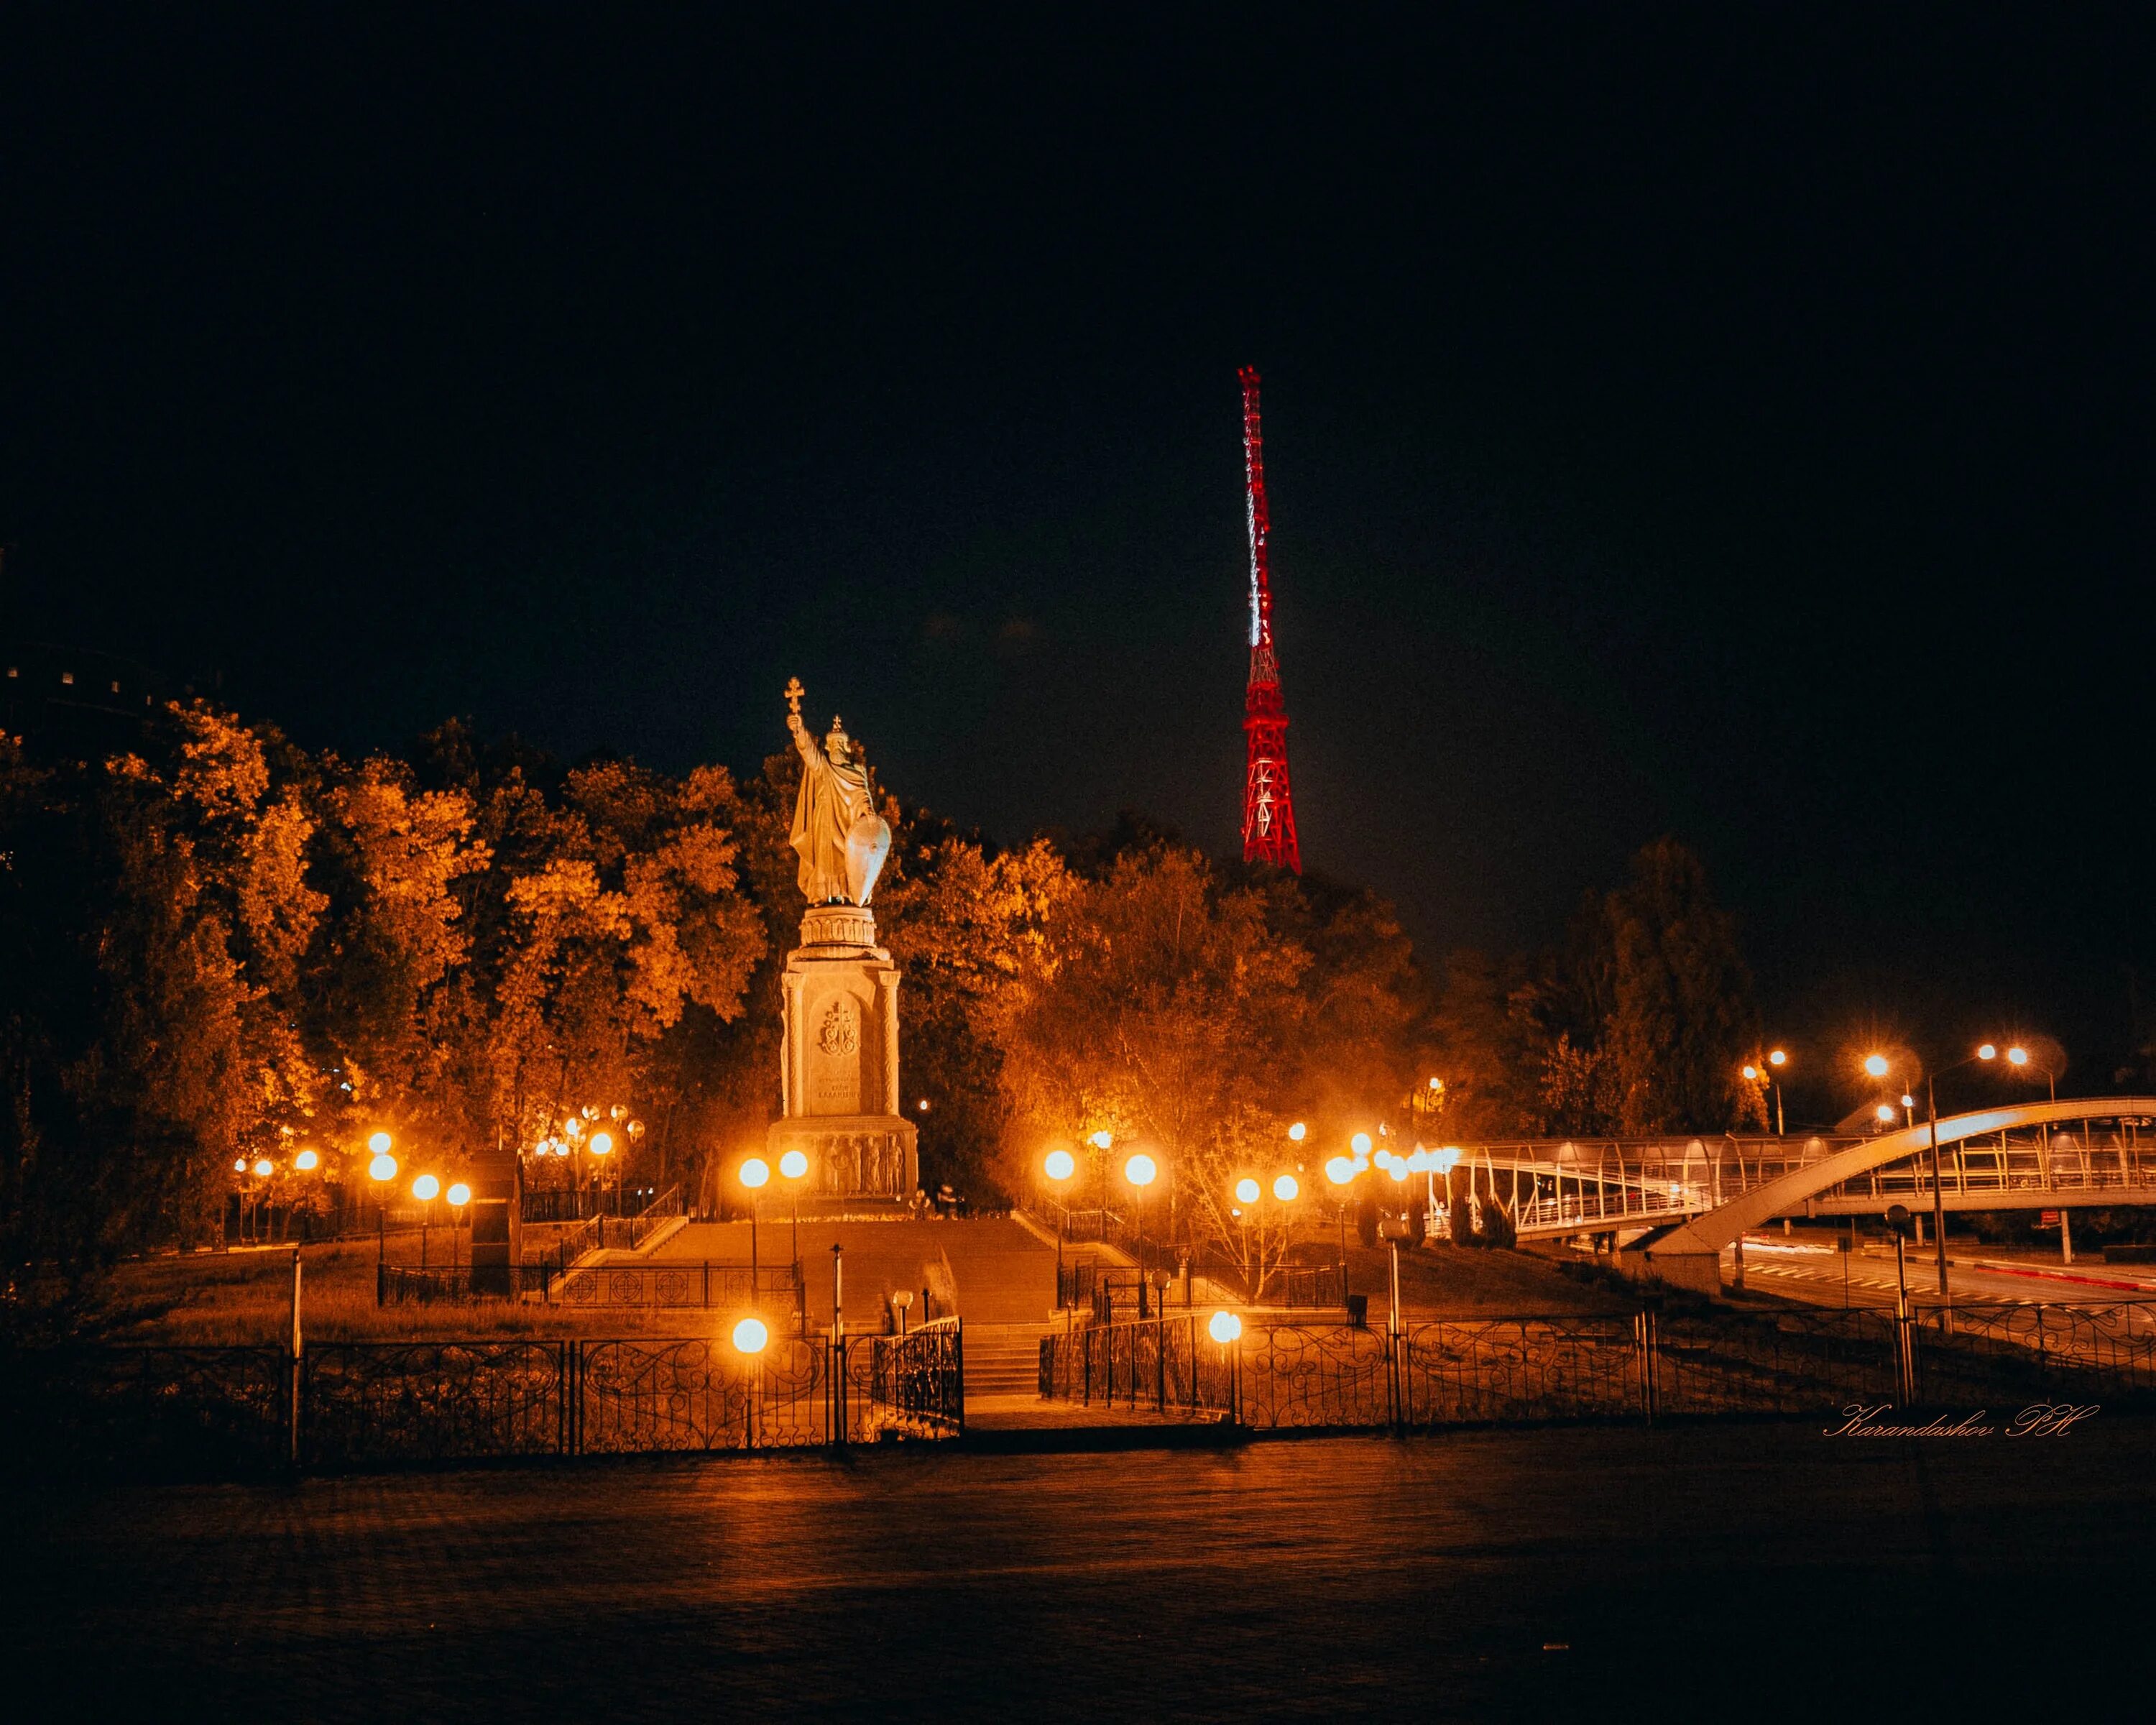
1488,1120,2156,1235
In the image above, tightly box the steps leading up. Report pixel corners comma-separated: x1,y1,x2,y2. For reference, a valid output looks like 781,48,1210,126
650,1218,1056,1326
962,1324,1050,1399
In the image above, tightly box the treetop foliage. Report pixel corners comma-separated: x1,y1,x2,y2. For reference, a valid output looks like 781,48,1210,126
0,702,1757,1278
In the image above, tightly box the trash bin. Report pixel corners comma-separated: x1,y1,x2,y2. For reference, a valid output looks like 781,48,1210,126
1345,1292,1368,1329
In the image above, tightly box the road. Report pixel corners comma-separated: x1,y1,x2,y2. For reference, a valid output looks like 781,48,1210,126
1734,1234,2156,1312
9,1422,2153,1721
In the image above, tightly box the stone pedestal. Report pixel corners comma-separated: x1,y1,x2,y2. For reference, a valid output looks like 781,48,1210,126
769,904,918,1201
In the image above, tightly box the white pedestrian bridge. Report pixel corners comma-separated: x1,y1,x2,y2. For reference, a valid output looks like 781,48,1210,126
1455,1100,2156,1288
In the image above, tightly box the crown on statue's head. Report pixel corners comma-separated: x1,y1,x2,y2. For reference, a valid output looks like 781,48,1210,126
824,716,851,763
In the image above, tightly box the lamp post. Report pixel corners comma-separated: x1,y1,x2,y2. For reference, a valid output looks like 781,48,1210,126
1123,1152,1158,1291
1324,1154,1359,1265
740,1156,770,1290
1044,1147,1077,1292
1741,1049,1789,1136
732,1316,769,1448
1872,1046,2003,1300
779,1148,808,1274
412,1172,440,1266
589,1128,617,1215
366,1131,397,1251
1986,1041,2065,1256
447,1181,470,1272
1087,1130,1114,1241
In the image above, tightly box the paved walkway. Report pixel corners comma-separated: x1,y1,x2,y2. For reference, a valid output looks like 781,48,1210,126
10,1420,2155,1721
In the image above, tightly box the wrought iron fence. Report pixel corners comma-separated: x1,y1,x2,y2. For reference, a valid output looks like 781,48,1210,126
3,1344,290,1474
377,1259,804,1315
1910,1302,2156,1402
546,1261,805,1314
578,1336,831,1450
1040,1301,2156,1431
9,1318,964,1476
520,1186,671,1223
872,1317,965,1438
305,1340,567,1467
1402,1317,1643,1425
1257,1263,1349,1310
1037,1316,1236,1417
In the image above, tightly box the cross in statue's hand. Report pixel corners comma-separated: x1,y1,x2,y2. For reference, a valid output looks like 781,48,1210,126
784,677,805,716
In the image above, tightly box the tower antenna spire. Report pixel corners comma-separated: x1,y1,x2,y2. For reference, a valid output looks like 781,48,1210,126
1238,366,1301,872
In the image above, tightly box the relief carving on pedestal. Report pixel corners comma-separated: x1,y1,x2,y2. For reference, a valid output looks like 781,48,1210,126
818,998,860,1058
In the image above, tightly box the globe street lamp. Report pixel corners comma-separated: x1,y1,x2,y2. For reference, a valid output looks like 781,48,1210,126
732,1315,770,1448
1984,1039,2064,1250
1324,1155,1359,1265
1124,1152,1160,1305
1741,1048,1789,1136
588,1128,617,1214
446,1180,471,1273
778,1147,809,1271
1087,1130,1114,1240
1207,1307,1243,1422
1042,1147,1077,1288
413,1172,440,1265
740,1156,770,1286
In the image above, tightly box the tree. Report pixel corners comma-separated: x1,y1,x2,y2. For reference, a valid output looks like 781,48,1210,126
995,845,1314,1296
1592,839,1757,1133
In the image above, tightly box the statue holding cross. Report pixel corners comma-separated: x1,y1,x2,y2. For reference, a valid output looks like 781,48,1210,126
783,676,892,907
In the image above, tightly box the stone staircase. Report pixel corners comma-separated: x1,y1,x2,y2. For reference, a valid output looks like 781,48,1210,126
962,1323,1051,1400
650,1218,1056,1328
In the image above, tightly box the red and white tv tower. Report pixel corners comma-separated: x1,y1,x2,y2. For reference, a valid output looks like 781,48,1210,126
1238,366,1302,872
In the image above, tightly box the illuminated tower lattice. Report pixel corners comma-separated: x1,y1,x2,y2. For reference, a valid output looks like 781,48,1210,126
1238,365,1302,873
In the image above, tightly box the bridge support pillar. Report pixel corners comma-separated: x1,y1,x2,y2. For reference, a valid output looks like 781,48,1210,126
2060,1207,2073,1264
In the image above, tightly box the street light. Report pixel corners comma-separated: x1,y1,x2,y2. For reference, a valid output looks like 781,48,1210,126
1207,1308,1242,1344
411,1172,441,1266
732,1316,769,1355
1273,1174,1299,1202
740,1156,770,1285
1986,1039,2063,1240
1742,1049,1789,1136
1287,1121,1307,1143
1042,1147,1077,1287
778,1148,808,1271
447,1180,470,1271
294,1147,319,1172
588,1128,619,1213
1084,1131,1115,1238
1235,1177,1261,1205
1325,1156,1358,1262
1123,1153,1161,1299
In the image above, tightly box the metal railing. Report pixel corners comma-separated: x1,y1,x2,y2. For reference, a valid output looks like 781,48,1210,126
1039,1301,2155,1431
520,1186,670,1223
1037,1315,1237,1418
7,1321,965,1476
1473,1121,2156,1238
872,1317,965,1438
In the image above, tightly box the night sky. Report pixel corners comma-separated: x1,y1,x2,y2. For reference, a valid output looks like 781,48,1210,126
4,11,2152,1105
